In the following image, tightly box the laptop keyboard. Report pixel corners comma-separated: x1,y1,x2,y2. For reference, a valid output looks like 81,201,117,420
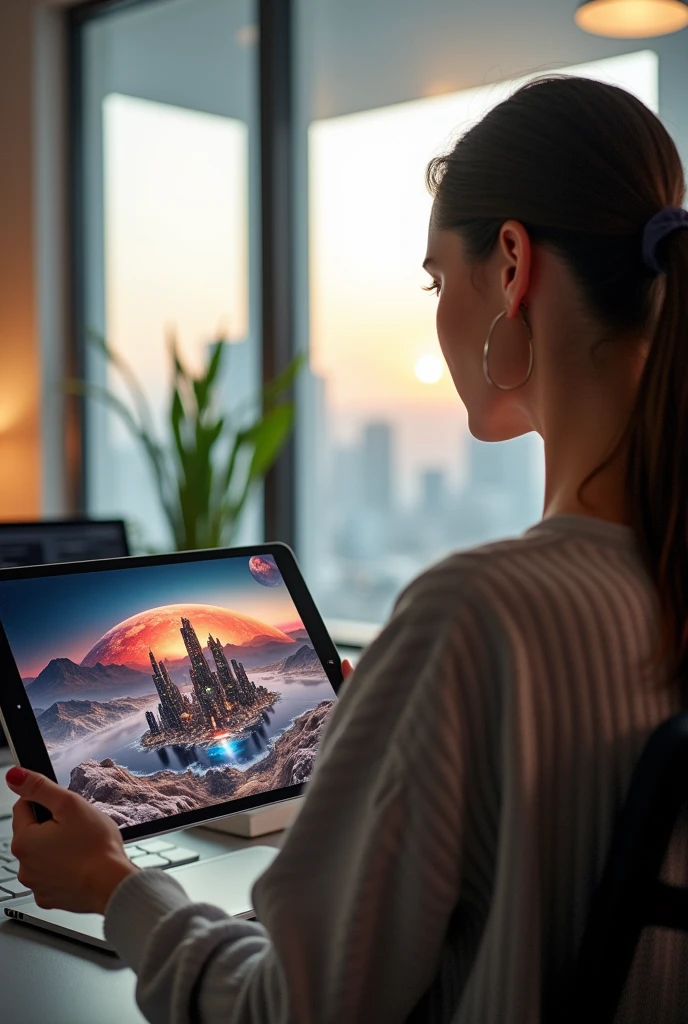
0,837,199,901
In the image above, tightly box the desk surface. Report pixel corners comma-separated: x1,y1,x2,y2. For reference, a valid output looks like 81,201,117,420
0,825,283,1024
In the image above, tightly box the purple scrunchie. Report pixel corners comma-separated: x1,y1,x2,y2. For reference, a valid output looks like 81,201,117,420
642,206,688,274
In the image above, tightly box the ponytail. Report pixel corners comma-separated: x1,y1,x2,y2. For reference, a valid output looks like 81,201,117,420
626,230,688,682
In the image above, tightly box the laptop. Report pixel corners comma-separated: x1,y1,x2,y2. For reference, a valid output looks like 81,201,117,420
0,518,129,571
3,842,280,950
0,542,342,951
0,519,130,818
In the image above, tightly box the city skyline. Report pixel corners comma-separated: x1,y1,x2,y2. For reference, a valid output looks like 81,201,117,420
145,614,277,745
317,412,544,622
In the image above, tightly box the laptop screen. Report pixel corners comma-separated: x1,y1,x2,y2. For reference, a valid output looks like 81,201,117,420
0,520,129,569
0,550,338,830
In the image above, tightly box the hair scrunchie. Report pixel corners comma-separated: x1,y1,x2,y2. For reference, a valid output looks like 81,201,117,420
642,206,688,274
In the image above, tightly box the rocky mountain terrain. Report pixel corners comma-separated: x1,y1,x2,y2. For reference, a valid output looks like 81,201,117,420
254,643,323,677
161,636,298,679
282,645,323,675
68,699,335,827
36,695,157,749
27,659,155,705
286,628,310,641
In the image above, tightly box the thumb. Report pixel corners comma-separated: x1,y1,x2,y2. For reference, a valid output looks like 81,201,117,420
6,767,64,812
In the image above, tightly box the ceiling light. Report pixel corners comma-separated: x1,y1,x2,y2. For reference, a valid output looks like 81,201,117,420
575,0,688,37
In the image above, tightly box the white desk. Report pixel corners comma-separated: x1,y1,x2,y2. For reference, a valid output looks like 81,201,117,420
0,826,283,1024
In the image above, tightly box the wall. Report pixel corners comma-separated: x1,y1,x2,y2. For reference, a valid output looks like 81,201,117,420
0,0,42,518
0,0,70,520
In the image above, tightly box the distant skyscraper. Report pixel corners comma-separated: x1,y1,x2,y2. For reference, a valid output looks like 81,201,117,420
149,650,186,732
207,635,241,708
362,421,394,512
333,445,360,512
231,658,258,706
465,433,541,532
145,710,161,736
180,617,227,726
300,368,330,561
420,468,447,514
467,436,508,489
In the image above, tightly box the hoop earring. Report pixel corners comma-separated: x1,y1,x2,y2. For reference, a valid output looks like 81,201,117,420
482,304,534,391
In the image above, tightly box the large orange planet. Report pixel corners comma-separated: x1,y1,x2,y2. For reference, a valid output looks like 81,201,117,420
81,603,295,669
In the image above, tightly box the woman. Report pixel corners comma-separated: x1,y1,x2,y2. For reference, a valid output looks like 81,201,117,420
7,76,688,1022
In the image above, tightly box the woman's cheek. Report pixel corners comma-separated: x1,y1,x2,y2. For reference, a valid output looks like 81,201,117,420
436,294,454,362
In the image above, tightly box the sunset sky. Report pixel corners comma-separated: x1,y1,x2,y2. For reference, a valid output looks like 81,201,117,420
0,556,304,678
307,49,658,491
308,49,658,412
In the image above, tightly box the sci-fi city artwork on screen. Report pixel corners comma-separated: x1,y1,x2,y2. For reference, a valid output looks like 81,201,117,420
0,553,338,829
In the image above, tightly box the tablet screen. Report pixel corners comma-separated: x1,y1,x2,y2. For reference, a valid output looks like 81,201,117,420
0,551,338,829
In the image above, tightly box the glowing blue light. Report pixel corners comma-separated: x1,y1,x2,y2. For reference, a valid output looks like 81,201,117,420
206,738,240,761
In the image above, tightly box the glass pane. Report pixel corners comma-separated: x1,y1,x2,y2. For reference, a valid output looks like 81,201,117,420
79,0,260,551
296,0,669,626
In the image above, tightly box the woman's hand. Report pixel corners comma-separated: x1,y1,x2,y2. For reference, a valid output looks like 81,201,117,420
6,766,138,915
6,661,354,913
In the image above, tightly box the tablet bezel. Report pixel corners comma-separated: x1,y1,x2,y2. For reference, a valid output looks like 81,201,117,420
0,542,342,842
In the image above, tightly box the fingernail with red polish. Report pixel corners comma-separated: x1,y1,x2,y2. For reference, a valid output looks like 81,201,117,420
6,767,28,787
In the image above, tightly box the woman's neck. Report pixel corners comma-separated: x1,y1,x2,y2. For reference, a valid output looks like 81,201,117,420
535,332,646,528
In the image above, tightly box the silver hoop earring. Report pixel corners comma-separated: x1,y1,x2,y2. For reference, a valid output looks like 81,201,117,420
482,305,534,391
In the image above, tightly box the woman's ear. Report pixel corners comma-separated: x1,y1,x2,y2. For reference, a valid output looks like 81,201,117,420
499,219,532,317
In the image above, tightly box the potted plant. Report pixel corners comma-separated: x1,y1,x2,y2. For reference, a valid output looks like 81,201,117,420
67,334,302,550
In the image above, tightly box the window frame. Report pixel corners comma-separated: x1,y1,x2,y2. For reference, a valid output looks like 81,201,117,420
67,0,297,546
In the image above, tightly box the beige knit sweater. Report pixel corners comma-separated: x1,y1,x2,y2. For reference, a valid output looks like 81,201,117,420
105,515,688,1023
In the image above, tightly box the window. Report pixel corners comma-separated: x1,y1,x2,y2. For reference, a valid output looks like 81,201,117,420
77,0,260,550
73,1,688,630
295,0,668,626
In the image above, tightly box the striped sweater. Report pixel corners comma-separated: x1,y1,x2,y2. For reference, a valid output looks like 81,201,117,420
105,514,688,1023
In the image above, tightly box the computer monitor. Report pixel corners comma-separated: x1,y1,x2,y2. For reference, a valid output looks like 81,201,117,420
0,519,129,569
0,520,129,750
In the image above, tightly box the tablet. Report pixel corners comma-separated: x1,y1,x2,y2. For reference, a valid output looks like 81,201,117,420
0,544,342,843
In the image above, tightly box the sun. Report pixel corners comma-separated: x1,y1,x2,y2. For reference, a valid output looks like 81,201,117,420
414,354,444,384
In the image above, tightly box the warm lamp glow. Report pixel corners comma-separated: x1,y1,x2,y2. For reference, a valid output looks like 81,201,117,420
575,0,688,37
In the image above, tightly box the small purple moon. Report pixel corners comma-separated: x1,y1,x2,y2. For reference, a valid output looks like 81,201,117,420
248,554,282,587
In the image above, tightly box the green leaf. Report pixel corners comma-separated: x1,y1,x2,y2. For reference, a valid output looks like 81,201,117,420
229,353,305,424
261,354,306,410
190,417,224,538
247,404,293,480
228,403,294,530
193,341,226,415
170,387,186,463
71,330,299,553
169,333,193,392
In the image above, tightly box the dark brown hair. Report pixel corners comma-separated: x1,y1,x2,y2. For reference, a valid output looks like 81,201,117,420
427,76,688,683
